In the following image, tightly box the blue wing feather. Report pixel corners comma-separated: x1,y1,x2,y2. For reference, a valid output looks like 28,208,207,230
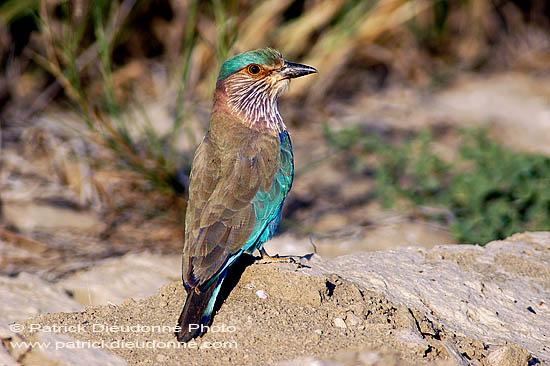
248,130,294,251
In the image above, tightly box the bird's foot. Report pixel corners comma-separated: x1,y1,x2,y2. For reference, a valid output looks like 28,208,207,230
256,248,307,268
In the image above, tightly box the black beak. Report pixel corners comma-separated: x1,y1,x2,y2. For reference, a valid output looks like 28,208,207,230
278,61,318,79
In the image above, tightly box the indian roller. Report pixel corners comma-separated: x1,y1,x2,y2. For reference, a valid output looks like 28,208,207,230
176,48,317,342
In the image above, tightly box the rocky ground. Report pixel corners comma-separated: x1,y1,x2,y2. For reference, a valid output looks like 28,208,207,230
1,231,548,366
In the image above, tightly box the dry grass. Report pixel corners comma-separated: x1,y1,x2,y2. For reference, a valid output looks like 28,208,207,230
3,0,547,113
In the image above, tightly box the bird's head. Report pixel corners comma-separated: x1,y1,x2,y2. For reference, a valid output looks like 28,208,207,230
215,48,317,131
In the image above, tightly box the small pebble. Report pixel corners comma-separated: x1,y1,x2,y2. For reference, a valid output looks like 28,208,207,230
256,290,268,299
334,318,347,328
346,313,360,326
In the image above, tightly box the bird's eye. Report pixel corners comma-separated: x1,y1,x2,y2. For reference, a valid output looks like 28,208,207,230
247,64,262,75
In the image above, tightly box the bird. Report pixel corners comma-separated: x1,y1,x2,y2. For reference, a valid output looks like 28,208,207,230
175,48,317,343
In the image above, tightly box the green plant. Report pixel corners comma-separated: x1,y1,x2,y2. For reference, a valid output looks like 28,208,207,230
324,125,550,244
448,130,550,243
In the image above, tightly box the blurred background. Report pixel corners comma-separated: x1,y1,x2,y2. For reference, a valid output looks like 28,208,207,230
1,0,549,278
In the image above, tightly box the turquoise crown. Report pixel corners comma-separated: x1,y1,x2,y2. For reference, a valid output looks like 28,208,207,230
217,48,283,82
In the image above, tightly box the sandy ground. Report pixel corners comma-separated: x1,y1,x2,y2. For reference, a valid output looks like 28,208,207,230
17,260,459,365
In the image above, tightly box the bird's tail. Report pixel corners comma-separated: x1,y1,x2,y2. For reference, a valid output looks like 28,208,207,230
175,270,227,343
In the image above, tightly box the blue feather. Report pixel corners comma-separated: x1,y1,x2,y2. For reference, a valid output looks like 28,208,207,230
201,269,227,322
249,130,294,251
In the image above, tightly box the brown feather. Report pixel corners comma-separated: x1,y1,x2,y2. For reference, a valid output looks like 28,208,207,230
182,108,280,289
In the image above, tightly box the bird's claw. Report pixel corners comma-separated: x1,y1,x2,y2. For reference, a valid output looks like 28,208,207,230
257,249,307,268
